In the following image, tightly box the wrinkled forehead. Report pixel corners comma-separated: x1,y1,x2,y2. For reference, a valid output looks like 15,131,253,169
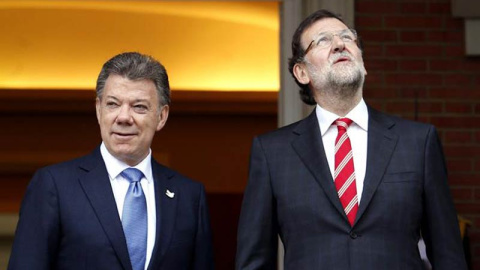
301,18,350,49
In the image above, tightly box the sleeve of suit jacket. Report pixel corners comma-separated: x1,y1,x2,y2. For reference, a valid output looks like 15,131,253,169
421,126,468,269
8,168,60,270
236,137,278,270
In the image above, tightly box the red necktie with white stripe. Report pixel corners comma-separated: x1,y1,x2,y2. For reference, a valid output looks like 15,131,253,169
334,118,358,226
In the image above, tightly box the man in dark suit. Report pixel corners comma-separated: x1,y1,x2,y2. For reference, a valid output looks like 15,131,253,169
9,52,214,270
236,10,467,270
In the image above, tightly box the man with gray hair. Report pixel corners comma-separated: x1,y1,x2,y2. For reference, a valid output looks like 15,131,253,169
9,52,214,270
236,10,467,270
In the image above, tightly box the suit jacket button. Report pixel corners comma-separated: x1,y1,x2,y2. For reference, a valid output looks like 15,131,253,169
350,231,358,239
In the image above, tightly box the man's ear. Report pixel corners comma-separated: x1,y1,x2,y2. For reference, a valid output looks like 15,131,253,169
293,63,311,85
156,105,169,132
95,98,101,124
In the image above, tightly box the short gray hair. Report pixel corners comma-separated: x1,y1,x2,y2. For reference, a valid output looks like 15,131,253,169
96,52,170,106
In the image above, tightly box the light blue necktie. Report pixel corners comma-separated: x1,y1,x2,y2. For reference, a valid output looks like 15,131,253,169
121,168,147,270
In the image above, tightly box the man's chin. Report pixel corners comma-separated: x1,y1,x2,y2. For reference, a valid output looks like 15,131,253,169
331,75,359,85
113,151,141,165
330,68,364,84
106,144,133,158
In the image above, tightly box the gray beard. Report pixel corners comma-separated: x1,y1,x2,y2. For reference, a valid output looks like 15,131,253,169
325,66,364,97
308,61,365,100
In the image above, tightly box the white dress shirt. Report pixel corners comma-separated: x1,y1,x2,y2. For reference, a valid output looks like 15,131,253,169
315,99,369,204
100,143,156,270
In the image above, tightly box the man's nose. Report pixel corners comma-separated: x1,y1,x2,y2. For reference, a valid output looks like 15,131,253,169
116,105,133,124
331,35,345,53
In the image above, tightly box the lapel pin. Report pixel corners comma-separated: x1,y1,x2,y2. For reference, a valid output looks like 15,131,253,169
166,189,175,198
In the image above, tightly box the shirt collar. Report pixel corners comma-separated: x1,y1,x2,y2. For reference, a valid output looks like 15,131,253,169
100,142,153,183
315,98,369,136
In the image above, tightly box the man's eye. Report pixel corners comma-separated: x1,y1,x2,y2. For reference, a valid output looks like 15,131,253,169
317,36,329,44
106,102,119,108
133,105,148,112
341,34,354,41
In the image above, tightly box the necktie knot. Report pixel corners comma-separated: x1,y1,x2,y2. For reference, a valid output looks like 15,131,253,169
121,168,144,183
335,118,353,132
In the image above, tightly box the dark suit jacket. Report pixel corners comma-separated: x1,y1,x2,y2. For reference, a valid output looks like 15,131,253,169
236,107,467,270
8,147,214,270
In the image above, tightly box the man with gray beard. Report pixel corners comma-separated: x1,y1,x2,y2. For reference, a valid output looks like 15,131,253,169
236,9,467,270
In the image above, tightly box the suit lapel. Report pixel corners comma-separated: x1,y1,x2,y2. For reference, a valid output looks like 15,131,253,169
291,111,348,221
354,107,398,225
77,148,132,270
148,160,178,269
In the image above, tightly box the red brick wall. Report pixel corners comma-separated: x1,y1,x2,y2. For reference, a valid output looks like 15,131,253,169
356,0,480,268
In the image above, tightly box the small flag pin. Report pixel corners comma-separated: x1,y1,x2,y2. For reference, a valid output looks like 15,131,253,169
166,189,175,198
